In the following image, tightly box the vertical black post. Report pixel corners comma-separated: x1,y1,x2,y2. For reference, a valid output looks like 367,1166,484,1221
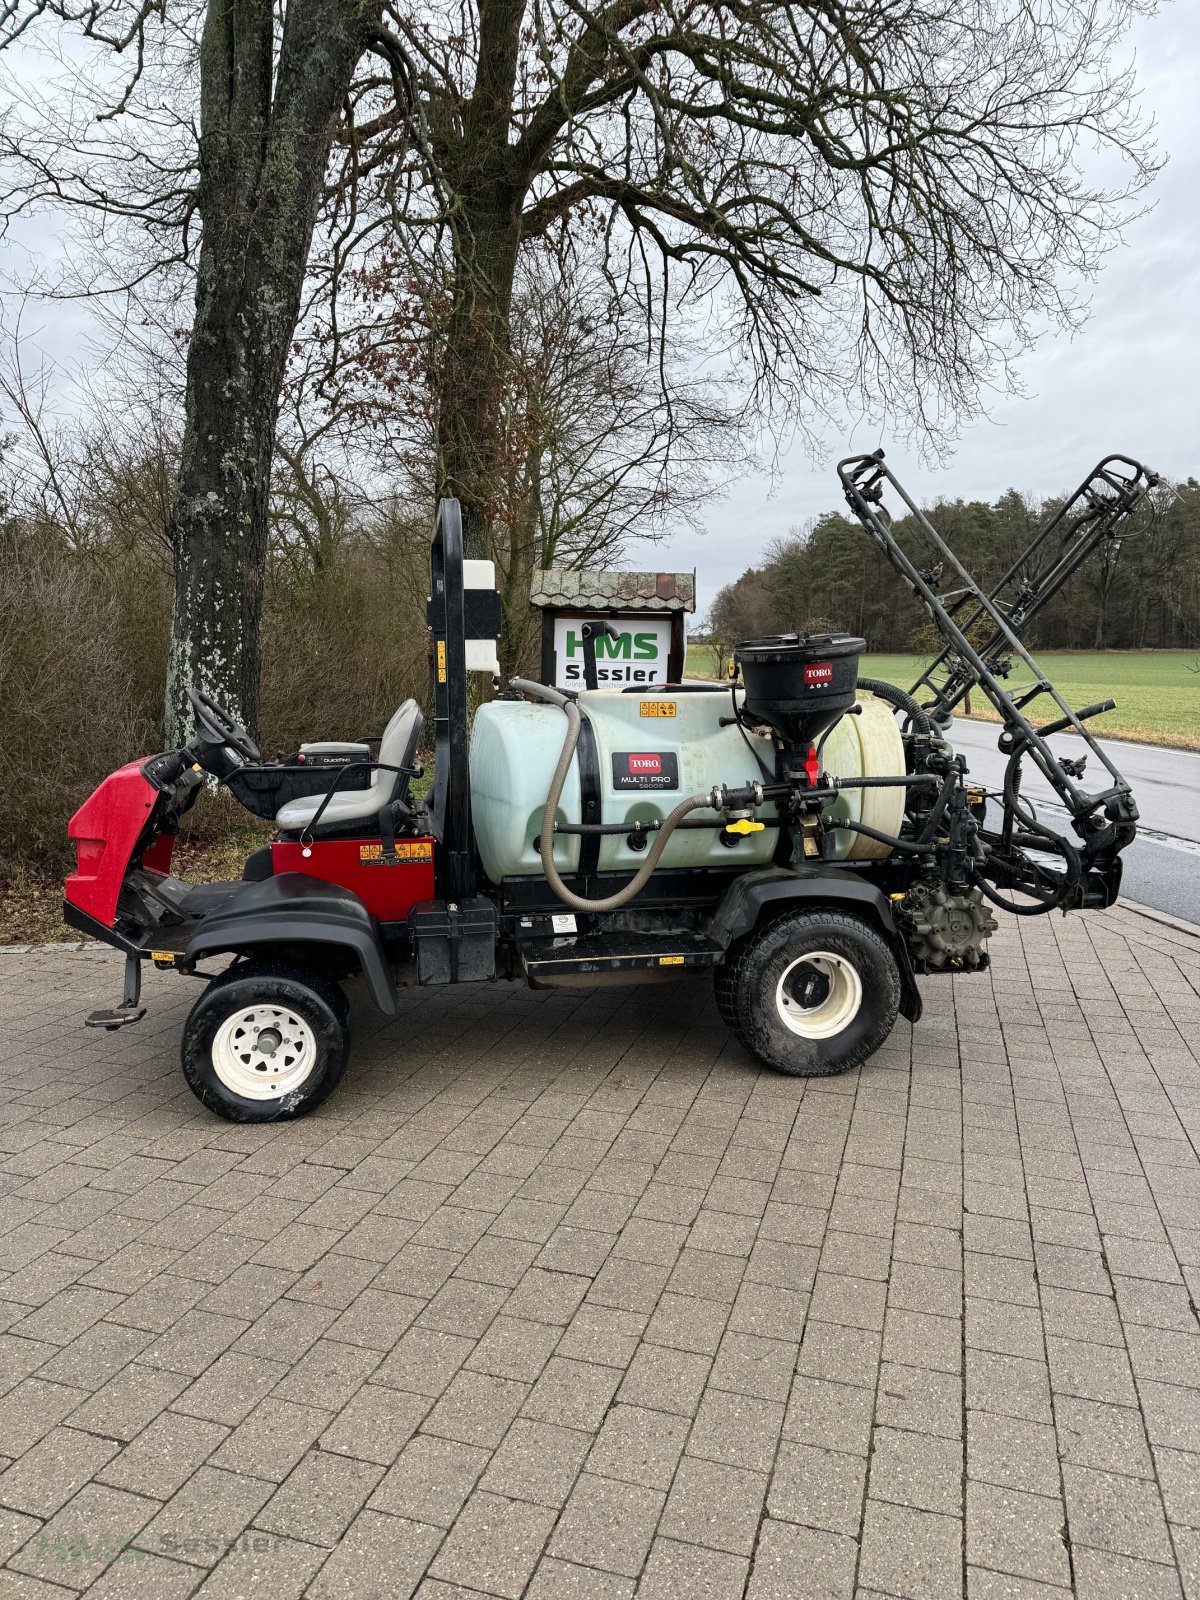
429,499,475,904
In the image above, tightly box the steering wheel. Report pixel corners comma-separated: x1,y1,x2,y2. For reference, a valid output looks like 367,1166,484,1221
187,688,261,763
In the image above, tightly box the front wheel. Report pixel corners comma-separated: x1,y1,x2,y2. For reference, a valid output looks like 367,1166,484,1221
181,962,349,1121
715,909,900,1077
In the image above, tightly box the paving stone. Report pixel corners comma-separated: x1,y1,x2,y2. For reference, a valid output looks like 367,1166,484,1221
967,1410,1061,1497
85,1550,206,1599
587,1403,689,1490
272,1337,380,1409
0,1378,90,1458
859,1498,964,1600
783,1375,874,1455
210,1398,332,1480
319,1383,428,1466
686,1388,783,1472
0,1426,119,1517
548,1472,664,1578
8,1481,158,1586
172,1353,288,1427
1061,1464,1174,1563
465,1315,562,1382
65,1362,189,1443
659,1455,767,1556
965,1480,1070,1588
524,1356,620,1433
1153,1445,1200,1529
617,1343,711,1418
869,1427,962,1517
1071,1545,1183,1600
768,1441,867,1533
374,1328,476,1397
306,1510,441,1600
875,1361,963,1439
746,1516,856,1599
556,1304,647,1370
428,1490,556,1598
636,1537,750,1599
371,1434,489,1525
97,1412,227,1499
525,1557,634,1600
138,1465,274,1566
254,1449,383,1547
8,911,1200,1600
416,1369,528,1449
1055,1394,1155,1478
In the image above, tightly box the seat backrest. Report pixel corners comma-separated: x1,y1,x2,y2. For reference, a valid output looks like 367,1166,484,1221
379,700,424,801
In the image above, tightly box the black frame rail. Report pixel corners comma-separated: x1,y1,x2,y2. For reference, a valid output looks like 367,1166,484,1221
428,498,475,904
837,450,1144,846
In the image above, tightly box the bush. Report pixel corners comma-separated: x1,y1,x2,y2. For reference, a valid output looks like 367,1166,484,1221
259,538,431,756
0,525,168,870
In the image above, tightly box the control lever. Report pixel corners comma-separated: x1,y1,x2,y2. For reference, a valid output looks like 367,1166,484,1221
580,620,621,691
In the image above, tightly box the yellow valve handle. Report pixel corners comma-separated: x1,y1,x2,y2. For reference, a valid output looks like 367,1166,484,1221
724,818,765,835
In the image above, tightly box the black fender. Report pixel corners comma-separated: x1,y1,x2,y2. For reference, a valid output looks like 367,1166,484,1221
708,867,922,1024
181,873,399,1015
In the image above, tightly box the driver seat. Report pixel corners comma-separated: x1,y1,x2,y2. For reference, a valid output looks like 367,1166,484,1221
275,700,424,835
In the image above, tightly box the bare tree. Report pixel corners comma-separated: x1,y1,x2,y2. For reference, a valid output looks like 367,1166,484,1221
3,0,381,739
320,0,1159,560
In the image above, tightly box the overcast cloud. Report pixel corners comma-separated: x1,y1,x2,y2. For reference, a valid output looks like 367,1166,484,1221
628,5,1200,615
3,6,1196,621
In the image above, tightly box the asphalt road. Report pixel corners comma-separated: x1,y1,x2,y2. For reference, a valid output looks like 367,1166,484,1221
945,716,1200,927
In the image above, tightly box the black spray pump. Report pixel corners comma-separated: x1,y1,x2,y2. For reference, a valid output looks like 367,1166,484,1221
734,634,865,776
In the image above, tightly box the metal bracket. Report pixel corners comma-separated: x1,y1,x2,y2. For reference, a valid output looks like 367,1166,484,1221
85,953,146,1031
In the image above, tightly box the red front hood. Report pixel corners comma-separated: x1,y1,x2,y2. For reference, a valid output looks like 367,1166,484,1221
66,761,174,928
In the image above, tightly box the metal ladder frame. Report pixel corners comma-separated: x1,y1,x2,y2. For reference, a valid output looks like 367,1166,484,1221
836,450,1155,843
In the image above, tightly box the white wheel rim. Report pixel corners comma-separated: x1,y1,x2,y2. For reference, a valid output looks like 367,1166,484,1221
211,1004,318,1100
775,950,863,1040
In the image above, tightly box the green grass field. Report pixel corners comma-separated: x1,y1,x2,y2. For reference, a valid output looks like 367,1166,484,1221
685,647,1200,751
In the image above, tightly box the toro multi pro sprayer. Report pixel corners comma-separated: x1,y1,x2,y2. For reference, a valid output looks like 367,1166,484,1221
65,451,1156,1121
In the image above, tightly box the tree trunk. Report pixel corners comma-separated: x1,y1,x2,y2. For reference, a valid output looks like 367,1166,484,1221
165,0,377,746
436,209,523,563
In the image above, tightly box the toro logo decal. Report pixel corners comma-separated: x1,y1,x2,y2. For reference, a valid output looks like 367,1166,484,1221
804,661,834,687
612,751,679,791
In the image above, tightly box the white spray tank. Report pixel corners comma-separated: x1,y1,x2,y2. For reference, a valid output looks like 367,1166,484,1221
469,677,905,884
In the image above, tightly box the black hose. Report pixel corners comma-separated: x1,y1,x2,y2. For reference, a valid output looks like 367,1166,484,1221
856,676,938,736
822,818,934,855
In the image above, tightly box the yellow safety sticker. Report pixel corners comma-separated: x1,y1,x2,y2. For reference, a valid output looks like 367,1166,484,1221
359,840,434,866
436,640,447,684
658,955,685,966
150,950,176,965
640,700,676,718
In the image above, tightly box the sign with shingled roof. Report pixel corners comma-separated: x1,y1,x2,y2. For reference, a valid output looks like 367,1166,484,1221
531,568,696,688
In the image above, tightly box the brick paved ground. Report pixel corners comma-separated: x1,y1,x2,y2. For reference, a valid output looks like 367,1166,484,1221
0,902,1197,1599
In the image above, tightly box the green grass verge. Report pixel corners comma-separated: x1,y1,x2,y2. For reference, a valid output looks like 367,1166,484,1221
686,647,1200,750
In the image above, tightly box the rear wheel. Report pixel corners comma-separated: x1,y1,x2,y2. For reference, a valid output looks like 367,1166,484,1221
181,961,349,1121
716,909,900,1077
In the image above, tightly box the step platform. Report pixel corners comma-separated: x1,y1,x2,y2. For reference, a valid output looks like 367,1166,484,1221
517,928,724,981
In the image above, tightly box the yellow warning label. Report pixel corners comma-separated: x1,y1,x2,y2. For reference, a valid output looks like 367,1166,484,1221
640,700,676,718
359,840,434,866
436,640,447,684
150,950,176,965
658,955,685,966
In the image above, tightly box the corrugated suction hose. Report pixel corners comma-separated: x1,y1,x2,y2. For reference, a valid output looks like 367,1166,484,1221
510,678,715,913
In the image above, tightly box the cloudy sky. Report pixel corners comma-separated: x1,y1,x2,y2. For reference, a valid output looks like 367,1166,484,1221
4,5,1196,621
627,4,1200,614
